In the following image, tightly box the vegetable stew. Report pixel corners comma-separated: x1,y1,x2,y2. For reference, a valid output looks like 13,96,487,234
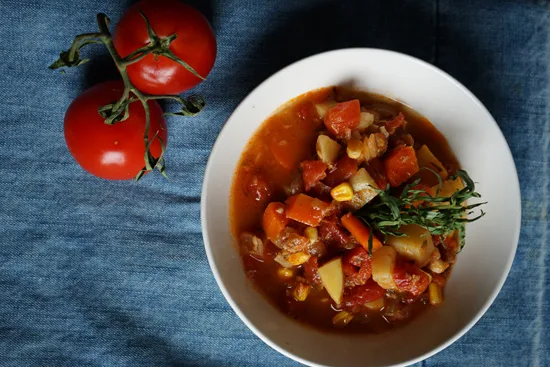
230,87,484,333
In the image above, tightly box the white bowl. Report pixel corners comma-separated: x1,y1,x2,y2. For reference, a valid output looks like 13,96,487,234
201,49,521,367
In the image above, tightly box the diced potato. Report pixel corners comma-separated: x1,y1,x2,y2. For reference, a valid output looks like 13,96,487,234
345,168,379,210
357,111,375,131
372,246,397,290
386,225,435,267
428,258,450,274
416,145,448,180
429,282,443,306
316,135,341,166
364,297,385,311
431,177,465,198
332,310,354,327
318,257,344,304
349,168,379,192
315,100,338,119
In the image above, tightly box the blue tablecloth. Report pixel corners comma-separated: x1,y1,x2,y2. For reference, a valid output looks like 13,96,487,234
1,0,548,366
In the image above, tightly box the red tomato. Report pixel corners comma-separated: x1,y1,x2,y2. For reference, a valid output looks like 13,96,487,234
323,156,358,187
365,157,388,188
343,279,385,312
324,99,361,138
303,256,322,288
343,246,372,287
318,216,354,248
113,0,217,95
392,262,431,296
383,112,406,135
64,81,167,180
243,173,272,202
301,160,328,191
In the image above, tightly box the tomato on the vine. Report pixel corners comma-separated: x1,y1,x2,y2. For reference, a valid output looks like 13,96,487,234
64,81,167,180
113,0,217,95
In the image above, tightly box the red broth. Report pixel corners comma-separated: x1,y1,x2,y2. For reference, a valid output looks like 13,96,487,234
230,87,461,333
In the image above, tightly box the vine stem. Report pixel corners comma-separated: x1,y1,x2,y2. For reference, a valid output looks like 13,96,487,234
50,12,207,180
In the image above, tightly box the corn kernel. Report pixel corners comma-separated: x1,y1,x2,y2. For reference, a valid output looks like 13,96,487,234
429,282,443,306
330,182,354,201
287,252,310,266
293,283,310,301
304,227,318,243
277,267,294,279
364,297,385,311
346,139,363,159
332,311,354,327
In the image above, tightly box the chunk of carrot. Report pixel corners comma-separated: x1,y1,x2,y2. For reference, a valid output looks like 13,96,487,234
341,213,383,252
285,194,330,227
324,100,361,138
262,202,290,242
301,160,328,191
324,156,358,187
383,146,419,187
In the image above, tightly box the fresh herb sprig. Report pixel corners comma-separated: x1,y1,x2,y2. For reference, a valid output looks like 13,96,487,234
357,169,486,253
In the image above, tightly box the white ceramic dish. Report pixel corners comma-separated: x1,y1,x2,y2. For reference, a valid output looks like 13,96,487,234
201,48,521,367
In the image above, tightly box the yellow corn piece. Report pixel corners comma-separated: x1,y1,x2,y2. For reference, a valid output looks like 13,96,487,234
287,252,310,266
332,311,354,327
346,139,363,159
293,283,310,301
277,267,294,279
429,282,443,306
304,227,318,243
330,182,354,201
364,297,385,311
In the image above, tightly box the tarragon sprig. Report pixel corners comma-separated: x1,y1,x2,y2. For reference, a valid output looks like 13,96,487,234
357,169,486,252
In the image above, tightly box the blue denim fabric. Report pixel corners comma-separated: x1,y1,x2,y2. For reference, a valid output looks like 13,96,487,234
0,0,548,366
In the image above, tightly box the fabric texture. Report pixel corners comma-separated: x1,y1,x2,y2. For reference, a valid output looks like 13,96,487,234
0,0,548,366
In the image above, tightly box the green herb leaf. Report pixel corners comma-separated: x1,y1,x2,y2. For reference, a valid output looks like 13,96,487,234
356,169,486,250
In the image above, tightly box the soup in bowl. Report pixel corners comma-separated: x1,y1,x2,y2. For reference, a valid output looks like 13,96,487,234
201,49,520,367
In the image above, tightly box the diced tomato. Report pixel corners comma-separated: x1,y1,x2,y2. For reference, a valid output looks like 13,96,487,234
262,202,289,242
324,156,358,187
285,193,330,227
365,158,388,189
301,160,328,191
244,173,272,202
318,216,354,248
308,181,332,202
383,146,420,187
343,279,385,312
343,246,372,287
324,99,361,139
343,246,369,267
303,256,322,288
392,262,431,296
383,112,406,135
341,213,383,252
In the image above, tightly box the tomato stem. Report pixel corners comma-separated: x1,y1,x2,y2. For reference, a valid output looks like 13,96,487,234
50,12,206,181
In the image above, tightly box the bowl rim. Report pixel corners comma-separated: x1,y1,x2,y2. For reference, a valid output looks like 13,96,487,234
200,47,521,367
